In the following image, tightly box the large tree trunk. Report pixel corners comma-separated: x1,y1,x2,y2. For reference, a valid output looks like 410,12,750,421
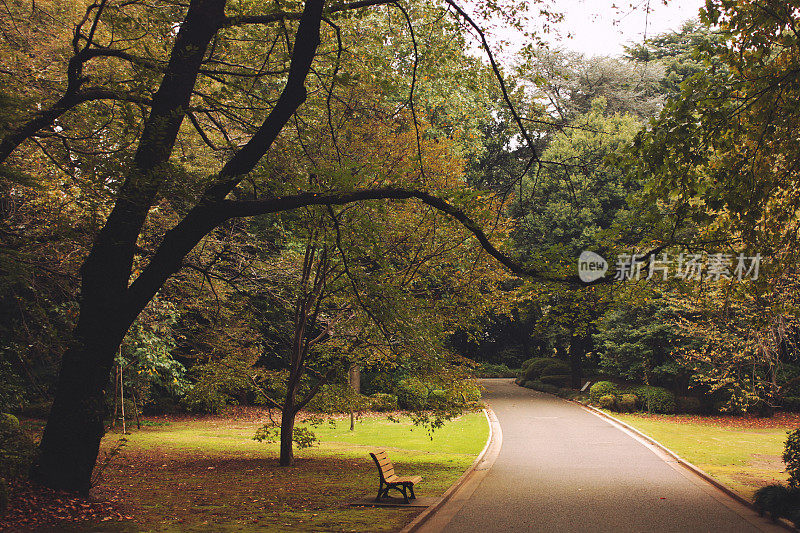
28,0,227,493
30,307,132,492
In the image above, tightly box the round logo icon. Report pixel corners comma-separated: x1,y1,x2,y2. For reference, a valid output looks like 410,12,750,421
578,250,608,283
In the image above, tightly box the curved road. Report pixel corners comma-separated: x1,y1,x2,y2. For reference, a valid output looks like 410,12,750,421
426,379,785,533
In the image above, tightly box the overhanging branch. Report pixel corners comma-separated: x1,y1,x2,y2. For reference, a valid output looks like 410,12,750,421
222,0,395,27
220,188,554,280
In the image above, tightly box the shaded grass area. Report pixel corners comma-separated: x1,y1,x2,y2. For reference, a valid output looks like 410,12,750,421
73,411,488,532
611,412,794,500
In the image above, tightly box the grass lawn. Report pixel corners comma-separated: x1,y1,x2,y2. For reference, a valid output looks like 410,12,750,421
610,412,800,501
27,410,487,532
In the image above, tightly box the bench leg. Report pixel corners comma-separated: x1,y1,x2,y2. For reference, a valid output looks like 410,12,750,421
376,481,385,502
409,484,416,500
400,484,409,504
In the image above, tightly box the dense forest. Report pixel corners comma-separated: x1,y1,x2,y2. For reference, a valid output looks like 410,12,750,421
1,0,799,494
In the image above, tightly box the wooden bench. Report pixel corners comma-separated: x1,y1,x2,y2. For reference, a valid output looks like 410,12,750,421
369,450,422,504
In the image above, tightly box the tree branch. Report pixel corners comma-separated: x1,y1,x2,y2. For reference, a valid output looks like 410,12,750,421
222,0,395,27
207,0,326,200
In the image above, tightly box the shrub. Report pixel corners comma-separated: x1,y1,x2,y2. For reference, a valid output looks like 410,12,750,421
142,396,182,415
540,360,570,377
618,394,637,413
0,477,6,515
520,357,548,372
751,399,775,418
634,386,676,414
785,429,800,489
0,413,36,479
369,393,398,412
598,394,617,410
783,397,800,412
427,389,448,409
306,383,370,414
476,363,517,378
0,359,27,414
396,378,429,410
589,381,618,403
754,484,793,520
180,385,230,414
523,381,561,395
448,380,482,404
647,388,676,414
520,358,570,383
676,396,701,414
540,374,570,387
519,358,551,381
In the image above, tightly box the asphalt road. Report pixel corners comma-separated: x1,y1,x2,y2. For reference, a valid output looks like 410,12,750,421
434,378,785,533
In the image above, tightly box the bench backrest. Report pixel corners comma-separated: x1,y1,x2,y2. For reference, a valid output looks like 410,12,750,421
369,450,396,482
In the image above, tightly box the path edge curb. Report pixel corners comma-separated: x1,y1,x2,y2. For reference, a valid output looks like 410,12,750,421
398,407,498,533
578,401,797,532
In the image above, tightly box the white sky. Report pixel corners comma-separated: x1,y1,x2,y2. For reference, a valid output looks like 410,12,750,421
537,0,707,57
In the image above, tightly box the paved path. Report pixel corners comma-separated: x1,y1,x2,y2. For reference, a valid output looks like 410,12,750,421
427,379,785,533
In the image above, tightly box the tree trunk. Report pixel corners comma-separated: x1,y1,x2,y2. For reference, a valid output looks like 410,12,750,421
27,0,227,493
30,310,131,492
279,408,297,467
278,372,301,464
349,366,360,431
569,333,588,389
279,376,301,466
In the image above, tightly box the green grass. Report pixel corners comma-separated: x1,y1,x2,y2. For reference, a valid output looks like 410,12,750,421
611,413,791,500
81,411,488,532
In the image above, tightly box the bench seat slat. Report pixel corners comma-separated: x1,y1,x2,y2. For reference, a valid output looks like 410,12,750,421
391,475,421,485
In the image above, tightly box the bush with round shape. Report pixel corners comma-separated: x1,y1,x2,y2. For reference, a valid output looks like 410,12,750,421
598,394,617,410
618,394,637,413
540,360,570,377
645,387,676,414
523,381,561,395
519,358,550,381
520,357,548,372
634,386,677,414
396,378,429,410
521,358,569,383
785,429,800,489
676,396,701,414
789,502,800,529
754,484,792,520
370,393,398,412
0,413,35,479
540,374,570,387
589,381,618,403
